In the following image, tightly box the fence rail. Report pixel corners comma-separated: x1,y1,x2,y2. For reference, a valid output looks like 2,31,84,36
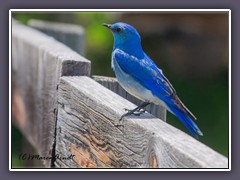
11,19,228,168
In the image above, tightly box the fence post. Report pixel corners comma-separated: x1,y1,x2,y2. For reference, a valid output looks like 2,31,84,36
12,19,90,167
28,19,85,56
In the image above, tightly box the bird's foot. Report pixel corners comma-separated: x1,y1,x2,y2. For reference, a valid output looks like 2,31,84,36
120,108,146,121
124,108,146,115
120,102,151,121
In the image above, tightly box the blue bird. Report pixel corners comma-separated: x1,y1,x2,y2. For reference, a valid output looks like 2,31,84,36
104,22,203,138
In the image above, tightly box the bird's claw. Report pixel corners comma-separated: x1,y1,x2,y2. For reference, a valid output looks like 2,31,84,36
120,108,146,121
124,108,145,113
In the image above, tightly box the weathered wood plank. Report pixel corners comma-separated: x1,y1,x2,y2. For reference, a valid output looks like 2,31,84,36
28,19,85,56
55,76,228,168
12,20,90,167
93,75,167,121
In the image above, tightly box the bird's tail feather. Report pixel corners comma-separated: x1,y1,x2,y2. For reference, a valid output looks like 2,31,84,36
169,105,203,138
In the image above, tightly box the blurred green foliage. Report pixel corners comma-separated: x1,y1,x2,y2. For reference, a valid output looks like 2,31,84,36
11,126,24,167
75,12,118,76
13,13,50,24
12,12,229,167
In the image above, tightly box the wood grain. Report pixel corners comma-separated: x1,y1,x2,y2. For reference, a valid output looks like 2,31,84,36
12,20,90,167
55,76,228,168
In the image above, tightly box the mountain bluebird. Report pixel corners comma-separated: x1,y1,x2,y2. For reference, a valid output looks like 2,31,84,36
104,22,203,138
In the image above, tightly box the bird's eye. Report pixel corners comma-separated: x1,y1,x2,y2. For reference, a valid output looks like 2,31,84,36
116,27,122,33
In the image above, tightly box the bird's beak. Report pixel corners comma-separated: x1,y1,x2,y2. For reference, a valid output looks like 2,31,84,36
103,23,112,30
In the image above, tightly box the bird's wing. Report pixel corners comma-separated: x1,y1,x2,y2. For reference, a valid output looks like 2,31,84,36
113,49,175,98
113,49,197,120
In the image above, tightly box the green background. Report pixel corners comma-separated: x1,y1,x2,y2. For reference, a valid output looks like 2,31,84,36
12,12,229,167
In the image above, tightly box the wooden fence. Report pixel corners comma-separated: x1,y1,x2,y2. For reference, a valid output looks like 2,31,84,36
11,19,228,168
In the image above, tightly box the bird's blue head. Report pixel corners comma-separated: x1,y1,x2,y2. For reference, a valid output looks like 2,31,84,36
104,22,142,51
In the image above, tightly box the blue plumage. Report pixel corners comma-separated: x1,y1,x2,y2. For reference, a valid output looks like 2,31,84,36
104,22,203,138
